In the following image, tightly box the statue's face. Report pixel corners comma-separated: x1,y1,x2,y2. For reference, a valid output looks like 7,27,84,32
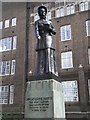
39,8,46,18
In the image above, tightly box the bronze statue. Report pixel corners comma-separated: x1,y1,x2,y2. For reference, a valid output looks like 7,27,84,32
35,5,58,75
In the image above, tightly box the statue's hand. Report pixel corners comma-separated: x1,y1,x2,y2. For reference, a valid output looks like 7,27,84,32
38,36,41,40
51,29,56,35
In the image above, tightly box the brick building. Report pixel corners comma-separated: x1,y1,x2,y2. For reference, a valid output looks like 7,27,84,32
0,1,90,119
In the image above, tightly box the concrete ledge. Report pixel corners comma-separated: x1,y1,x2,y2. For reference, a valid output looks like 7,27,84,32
28,73,60,81
25,118,66,120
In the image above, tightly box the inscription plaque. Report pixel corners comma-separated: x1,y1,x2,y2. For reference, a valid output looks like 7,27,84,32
25,79,65,119
27,97,52,112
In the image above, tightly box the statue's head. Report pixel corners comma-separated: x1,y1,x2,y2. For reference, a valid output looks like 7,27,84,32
38,5,47,18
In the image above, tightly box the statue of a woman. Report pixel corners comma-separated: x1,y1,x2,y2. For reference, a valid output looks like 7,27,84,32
35,5,58,75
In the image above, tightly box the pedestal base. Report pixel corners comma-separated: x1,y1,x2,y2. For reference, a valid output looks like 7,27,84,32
25,79,66,119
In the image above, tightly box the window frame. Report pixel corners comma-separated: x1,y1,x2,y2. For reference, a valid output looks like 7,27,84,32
0,85,9,104
11,59,16,75
62,80,79,102
0,21,3,29
88,48,90,65
86,20,90,36
4,19,9,28
12,17,17,27
61,51,73,69
9,85,14,104
13,36,17,50
0,85,14,105
0,60,15,76
79,1,89,11
60,25,72,41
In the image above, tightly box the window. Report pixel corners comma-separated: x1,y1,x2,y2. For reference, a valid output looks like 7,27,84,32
85,1,89,10
2,61,6,75
12,18,17,26
67,6,71,15
55,8,60,18
80,2,85,11
13,36,17,49
0,86,9,104
4,19,9,28
34,13,39,22
11,60,16,75
9,85,14,104
45,3,51,20
61,51,73,69
55,2,64,18
46,11,51,20
79,1,89,11
60,7,64,17
0,61,10,76
55,7,64,18
0,60,16,76
55,2,60,18
88,48,90,65
0,21,3,29
0,61,2,75
86,20,90,36
5,61,10,75
62,80,78,102
0,37,12,52
6,37,12,50
66,4,75,15
88,79,90,100
71,4,75,14
60,25,71,41
34,6,39,22
0,36,17,52
0,85,14,104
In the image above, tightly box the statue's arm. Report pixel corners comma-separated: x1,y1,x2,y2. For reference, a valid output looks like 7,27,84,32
35,21,41,39
49,22,56,35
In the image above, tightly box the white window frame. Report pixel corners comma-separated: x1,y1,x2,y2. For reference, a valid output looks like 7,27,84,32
0,60,10,76
60,25,72,41
71,4,75,14
0,86,9,104
66,4,75,15
13,36,17,50
0,21,3,29
0,85,14,105
2,61,6,75
12,18,17,26
11,60,16,75
5,61,10,75
46,10,51,20
60,7,64,17
55,8,60,18
67,5,71,15
88,48,90,65
61,51,73,69
62,80,78,102
6,37,12,51
85,1,89,10
88,79,90,101
0,37,12,52
86,20,90,36
34,13,39,22
4,19,9,28
0,61,2,76
34,6,39,22
79,1,89,11
9,85,14,104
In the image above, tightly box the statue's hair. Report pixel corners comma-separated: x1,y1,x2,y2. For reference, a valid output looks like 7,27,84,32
38,5,47,16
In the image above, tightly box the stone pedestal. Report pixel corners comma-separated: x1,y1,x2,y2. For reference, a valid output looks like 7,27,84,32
25,77,66,120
